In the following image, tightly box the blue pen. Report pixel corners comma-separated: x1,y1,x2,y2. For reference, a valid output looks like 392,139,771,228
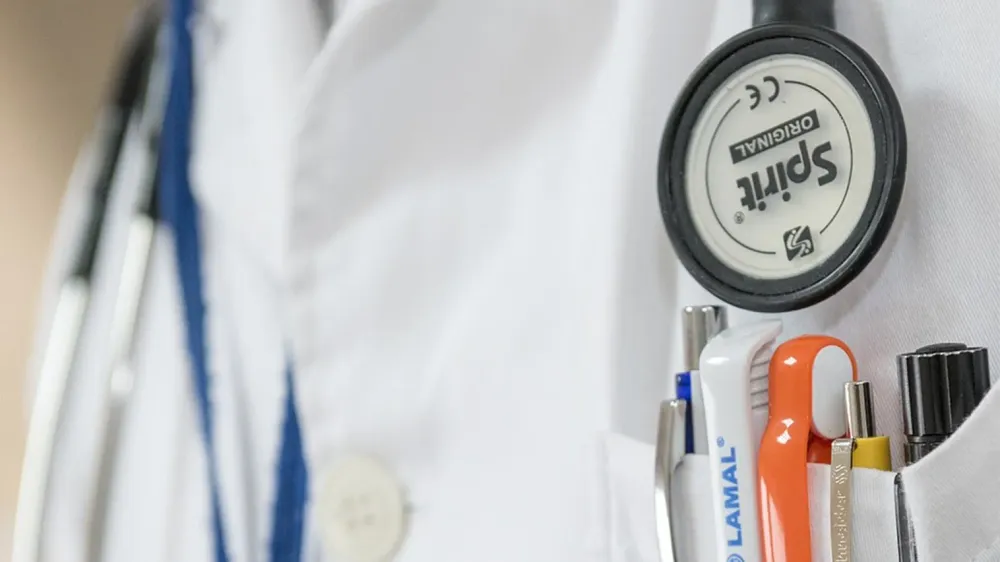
675,373,694,454
674,305,727,454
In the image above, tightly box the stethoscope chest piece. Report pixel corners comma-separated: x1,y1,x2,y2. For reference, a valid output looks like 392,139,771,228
659,23,906,312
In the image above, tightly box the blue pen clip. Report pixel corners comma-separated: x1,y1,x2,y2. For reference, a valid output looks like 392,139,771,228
675,373,694,454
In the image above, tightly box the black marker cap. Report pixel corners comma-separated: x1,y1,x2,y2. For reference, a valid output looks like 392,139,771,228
897,343,991,464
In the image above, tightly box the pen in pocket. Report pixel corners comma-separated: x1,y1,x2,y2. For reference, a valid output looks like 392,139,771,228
895,343,992,562
830,380,890,561
701,320,781,562
845,381,890,470
675,305,727,454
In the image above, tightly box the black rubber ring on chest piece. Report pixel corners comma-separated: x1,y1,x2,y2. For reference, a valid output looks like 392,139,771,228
658,23,906,313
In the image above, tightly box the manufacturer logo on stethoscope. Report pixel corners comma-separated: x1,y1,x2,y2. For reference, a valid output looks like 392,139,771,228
783,225,814,261
731,105,838,214
684,53,876,280
728,107,818,164
709,76,849,232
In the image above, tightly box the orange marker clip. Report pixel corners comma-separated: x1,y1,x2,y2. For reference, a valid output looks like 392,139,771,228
757,336,857,562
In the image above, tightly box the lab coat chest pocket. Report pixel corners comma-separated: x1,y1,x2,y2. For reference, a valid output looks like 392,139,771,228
902,381,1000,561
600,432,901,562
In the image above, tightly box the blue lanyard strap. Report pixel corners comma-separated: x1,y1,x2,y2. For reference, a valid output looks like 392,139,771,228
272,369,310,561
159,1,309,560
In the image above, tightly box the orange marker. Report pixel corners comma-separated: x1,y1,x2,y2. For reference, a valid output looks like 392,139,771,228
757,336,857,562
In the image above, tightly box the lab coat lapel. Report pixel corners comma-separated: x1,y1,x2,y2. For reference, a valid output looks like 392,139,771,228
191,0,323,283
287,0,617,247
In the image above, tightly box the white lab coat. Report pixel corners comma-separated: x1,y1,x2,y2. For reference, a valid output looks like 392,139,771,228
29,0,1000,560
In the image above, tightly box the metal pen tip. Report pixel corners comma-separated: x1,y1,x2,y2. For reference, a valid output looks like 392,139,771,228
845,381,876,439
682,305,727,371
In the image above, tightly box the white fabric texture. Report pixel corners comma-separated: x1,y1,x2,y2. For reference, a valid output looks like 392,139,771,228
26,0,1000,561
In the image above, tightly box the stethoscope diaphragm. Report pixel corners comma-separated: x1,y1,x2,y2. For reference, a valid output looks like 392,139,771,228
659,23,906,312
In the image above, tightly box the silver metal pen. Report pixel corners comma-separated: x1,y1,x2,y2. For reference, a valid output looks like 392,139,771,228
654,399,687,562
895,474,917,562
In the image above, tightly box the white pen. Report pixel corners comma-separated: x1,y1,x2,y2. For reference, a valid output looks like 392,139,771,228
699,320,781,562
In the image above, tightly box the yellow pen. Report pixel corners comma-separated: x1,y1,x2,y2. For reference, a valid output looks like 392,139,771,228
845,381,891,470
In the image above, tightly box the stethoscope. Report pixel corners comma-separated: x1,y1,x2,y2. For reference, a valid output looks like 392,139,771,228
12,5,165,562
658,0,906,313
655,0,907,561
13,2,310,561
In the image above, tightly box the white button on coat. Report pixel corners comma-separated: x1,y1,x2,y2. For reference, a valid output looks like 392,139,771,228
318,456,407,562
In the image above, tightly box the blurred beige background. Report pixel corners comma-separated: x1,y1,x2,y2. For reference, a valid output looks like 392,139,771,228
0,0,133,557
